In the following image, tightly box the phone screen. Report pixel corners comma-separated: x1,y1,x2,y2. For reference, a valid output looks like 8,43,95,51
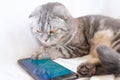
18,58,78,80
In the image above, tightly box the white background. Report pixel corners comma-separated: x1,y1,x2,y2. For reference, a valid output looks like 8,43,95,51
0,0,120,80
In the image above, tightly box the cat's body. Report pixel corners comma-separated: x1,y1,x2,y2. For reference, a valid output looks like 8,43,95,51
77,15,120,76
30,2,120,77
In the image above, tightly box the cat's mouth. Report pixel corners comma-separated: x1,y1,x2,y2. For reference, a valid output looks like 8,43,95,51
44,34,51,42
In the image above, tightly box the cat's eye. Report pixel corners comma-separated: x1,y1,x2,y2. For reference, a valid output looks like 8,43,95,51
50,29,57,34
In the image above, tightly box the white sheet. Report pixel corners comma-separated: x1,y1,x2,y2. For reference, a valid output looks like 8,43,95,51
0,56,119,80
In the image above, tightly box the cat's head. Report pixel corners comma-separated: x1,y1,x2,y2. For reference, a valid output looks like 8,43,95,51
29,2,77,46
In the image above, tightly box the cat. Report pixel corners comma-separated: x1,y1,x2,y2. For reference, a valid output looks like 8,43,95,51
29,2,120,77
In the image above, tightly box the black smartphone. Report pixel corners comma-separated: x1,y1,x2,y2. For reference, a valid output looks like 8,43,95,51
18,58,78,80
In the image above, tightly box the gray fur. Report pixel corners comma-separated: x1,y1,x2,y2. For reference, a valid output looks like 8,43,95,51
97,45,120,74
30,2,120,75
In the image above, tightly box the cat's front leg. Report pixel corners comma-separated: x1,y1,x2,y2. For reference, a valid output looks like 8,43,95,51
31,46,49,59
32,45,82,60
32,46,65,60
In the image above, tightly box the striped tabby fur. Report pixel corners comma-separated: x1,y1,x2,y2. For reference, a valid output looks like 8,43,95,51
30,2,120,77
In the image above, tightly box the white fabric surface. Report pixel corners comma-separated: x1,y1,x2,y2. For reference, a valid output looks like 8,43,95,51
0,56,119,80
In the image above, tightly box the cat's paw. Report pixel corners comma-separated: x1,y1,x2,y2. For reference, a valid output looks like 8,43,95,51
31,52,50,60
31,53,41,59
77,62,96,77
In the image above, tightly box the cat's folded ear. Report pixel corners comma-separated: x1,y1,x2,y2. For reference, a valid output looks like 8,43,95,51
29,5,42,18
51,2,72,20
29,2,73,20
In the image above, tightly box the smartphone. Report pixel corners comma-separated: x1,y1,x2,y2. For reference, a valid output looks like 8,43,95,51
18,58,78,80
